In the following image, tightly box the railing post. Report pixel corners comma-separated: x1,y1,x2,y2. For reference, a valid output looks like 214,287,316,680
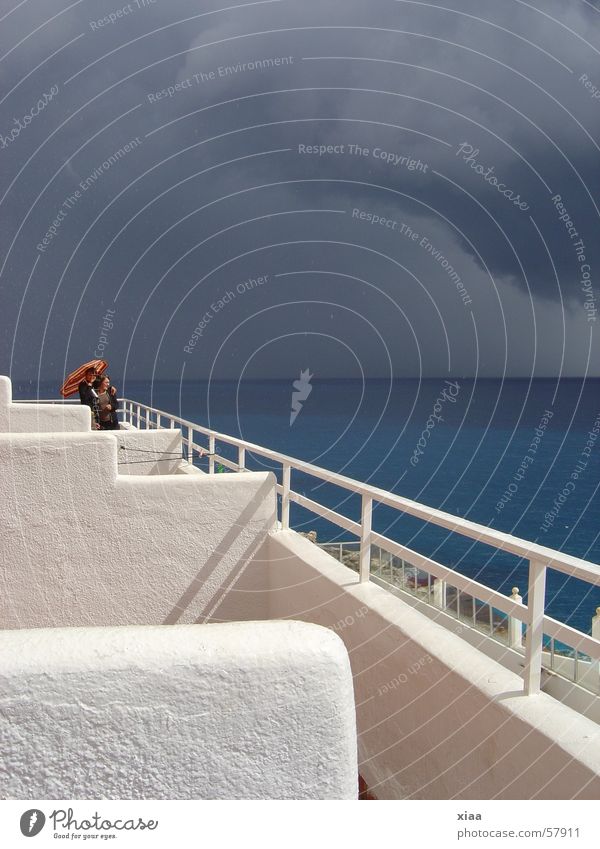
145,408,150,429
592,607,600,690
238,446,246,472
433,578,447,609
523,560,547,695
136,404,141,427
359,494,372,583
187,427,194,465
508,586,524,649
281,464,291,529
208,434,215,474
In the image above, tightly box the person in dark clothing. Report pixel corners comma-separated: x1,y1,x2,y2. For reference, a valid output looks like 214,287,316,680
105,374,120,430
93,375,119,430
78,367,100,429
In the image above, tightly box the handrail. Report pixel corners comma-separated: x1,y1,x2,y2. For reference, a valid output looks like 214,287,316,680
117,397,600,585
369,530,530,621
119,397,600,695
320,539,600,667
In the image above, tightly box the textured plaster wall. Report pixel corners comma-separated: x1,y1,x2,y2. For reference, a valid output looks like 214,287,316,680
265,531,600,800
0,431,276,628
0,621,357,799
0,376,90,432
114,428,184,475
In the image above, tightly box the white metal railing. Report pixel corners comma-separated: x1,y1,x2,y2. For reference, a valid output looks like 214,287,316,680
319,540,600,695
22,396,600,697
116,396,600,698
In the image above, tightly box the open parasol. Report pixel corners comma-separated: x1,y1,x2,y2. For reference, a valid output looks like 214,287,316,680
59,358,108,398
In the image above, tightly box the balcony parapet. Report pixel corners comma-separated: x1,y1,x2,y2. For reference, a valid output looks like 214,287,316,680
0,376,90,432
0,429,277,629
0,620,357,799
118,396,600,700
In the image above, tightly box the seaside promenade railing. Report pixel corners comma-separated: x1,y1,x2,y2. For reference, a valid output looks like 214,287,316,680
22,396,600,698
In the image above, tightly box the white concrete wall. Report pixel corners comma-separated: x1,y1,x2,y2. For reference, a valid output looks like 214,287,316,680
0,376,91,432
264,531,600,800
114,428,184,475
0,431,276,628
0,621,357,799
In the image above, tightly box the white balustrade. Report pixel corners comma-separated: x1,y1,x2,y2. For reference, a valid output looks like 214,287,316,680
281,464,291,530
524,561,547,695
77,396,600,695
208,434,215,475
592,607,600,690
188,427,194,464
433,577,447,610
359,495,372,584
508,587,524,649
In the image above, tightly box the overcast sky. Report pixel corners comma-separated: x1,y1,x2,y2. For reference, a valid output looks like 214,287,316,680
1,0,600,382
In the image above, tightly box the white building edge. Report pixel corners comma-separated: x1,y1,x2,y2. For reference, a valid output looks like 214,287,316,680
0,374,599,800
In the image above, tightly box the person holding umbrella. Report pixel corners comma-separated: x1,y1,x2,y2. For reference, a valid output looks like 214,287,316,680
78,367,100,429
60,359,109,430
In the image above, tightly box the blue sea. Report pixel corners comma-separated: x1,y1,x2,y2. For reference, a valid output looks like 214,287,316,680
21,377,600,634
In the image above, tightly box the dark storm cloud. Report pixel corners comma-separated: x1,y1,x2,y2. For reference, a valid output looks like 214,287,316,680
1,0,599,381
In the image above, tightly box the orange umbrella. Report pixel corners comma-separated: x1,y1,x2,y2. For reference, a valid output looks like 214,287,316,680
59,359,108,398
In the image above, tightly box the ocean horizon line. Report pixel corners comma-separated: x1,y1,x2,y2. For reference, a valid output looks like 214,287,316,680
112,376,600,387
17,375,600,385
132,375,600,382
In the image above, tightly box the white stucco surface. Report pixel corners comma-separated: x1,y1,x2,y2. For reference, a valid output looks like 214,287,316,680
0,376,90,432
0,620,357,799
114,428,184,474
0,431,276,627
265,531,600,800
